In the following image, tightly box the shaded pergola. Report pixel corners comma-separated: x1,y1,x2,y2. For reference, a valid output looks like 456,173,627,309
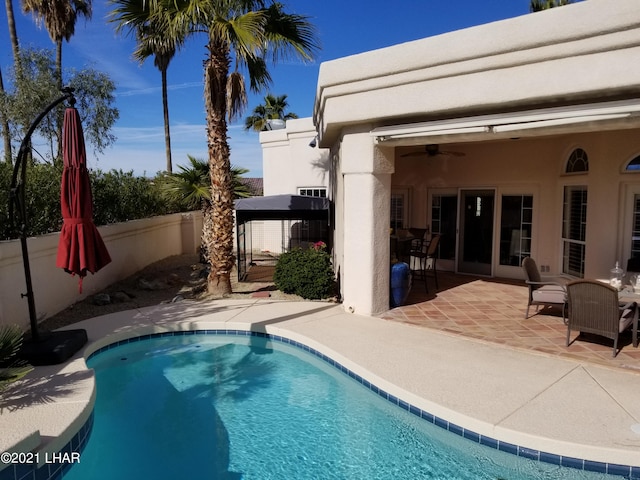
235,194,331,280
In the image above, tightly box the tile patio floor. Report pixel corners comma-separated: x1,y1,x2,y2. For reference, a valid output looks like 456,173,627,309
380,271,640,373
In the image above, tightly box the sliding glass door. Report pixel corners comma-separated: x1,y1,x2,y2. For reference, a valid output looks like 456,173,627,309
457,189,495,275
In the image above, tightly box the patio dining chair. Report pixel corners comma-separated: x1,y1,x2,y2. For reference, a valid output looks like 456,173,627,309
566,280,638,357
521,257,570,320
410,234,440,293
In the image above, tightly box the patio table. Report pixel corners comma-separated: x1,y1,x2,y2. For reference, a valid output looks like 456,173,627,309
390,234,415,263
595,279,639,349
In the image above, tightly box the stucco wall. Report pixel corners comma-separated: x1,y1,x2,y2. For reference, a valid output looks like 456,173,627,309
261,117,330,196
0,212,202,331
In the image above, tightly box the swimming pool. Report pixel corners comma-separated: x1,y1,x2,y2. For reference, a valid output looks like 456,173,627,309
63,332,621,479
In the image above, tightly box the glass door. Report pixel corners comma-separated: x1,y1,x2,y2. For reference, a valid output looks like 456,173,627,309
457,189,495,275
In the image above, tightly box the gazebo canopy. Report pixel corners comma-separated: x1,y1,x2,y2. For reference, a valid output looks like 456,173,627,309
235,194,330,223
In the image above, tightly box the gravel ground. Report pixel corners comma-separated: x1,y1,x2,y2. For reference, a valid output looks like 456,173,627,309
38,254,306,331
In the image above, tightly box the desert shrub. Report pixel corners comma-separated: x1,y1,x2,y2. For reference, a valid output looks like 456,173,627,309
91,169,181,225
0,163,183,240
273,242,335,299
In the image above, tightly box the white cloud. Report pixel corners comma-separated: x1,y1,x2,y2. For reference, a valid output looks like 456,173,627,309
117,82,203,98
92,123,263,178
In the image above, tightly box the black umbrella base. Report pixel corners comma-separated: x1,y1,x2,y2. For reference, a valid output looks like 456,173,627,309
19,329,88,366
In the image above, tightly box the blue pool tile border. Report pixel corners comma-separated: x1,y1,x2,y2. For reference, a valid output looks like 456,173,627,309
0,413,93,480
5,329,637,480
84,329,640,479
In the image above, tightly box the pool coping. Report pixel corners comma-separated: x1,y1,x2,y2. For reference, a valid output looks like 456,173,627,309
1,299,639,479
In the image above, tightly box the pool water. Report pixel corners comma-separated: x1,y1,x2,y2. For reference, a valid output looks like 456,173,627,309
64,334,618,480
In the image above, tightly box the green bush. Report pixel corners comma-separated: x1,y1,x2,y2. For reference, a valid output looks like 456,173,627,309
0,162,184,240
273,242,335,300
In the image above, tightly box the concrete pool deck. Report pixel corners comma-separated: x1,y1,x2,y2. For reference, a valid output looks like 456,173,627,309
1,298,640,477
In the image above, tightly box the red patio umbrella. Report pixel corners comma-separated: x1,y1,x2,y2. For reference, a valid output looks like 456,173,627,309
56,107,111,292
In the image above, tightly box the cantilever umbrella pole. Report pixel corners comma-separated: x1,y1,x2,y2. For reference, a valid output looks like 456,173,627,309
8,88,75,341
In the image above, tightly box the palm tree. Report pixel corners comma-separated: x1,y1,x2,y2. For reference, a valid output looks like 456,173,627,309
162,155,252,209
530,0,573,11
3,0,22,163
244,93,298,132
21,0,92,90
162,154,252,263
21,0,92,163
138,0,318,296
0,68,11,164
6,0,21,72
109,0,177,173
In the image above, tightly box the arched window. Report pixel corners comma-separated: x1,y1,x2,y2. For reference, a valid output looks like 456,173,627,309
625,155,640,171
566,148,589,173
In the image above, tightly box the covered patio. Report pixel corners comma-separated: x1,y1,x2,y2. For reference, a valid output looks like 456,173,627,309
380,273,640,371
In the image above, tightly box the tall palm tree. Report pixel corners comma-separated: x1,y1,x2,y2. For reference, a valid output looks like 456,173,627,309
139,0,318,296
0,68,11,164
22,0,92,163
3,0,22,163
244,93,298,132
21,0,92,90
109,0,177,173
6,0,21,72
530,0,573,12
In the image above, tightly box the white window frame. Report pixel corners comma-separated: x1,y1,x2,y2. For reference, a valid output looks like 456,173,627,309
298,187,327,198
561,184,588,277
390,187,411,231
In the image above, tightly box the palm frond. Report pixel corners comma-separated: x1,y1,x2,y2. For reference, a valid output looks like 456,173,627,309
0,325,25,364
262,3,318,63
161,154,210,210
226,71,247,122
0,325,32,391
244,55,272,93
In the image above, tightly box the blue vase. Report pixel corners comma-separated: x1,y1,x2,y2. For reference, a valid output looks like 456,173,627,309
390,262,412,307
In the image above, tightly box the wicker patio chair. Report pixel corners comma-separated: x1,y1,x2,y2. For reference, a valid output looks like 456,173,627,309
521,257,570,320
566,280,639,357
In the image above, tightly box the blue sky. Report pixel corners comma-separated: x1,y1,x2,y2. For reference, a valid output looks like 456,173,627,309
1,1,534,177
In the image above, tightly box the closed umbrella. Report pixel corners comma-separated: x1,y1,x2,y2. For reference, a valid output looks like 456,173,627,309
56,107,111,291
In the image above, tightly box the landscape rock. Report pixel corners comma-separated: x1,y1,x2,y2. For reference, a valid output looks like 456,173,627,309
137,278,168,291
111,291,132,303
92,293,111,306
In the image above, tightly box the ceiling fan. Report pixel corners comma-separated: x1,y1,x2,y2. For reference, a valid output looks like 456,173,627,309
400,144,465,158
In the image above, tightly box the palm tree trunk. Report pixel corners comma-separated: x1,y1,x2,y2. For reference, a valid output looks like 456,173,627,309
204,40,234,296
161,67,172,173
0,67,11,164
6,0,21,72
55,39,64,163
3,0,19,164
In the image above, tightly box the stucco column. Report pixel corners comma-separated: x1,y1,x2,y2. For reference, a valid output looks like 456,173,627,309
341,130,394,316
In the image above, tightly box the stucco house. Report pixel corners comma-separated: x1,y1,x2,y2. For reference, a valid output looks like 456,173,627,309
261,0,640,316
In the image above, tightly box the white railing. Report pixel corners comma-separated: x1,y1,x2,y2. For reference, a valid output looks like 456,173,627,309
0,211,203,331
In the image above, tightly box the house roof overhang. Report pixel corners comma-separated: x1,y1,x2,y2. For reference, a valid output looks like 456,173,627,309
313,0,640,148
370,99,640,147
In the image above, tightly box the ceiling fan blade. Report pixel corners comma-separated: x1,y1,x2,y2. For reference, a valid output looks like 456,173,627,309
400,144,465,158
400,151,428,158
440,150,465,157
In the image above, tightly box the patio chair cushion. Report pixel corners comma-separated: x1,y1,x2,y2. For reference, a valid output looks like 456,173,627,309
531,285,566,304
